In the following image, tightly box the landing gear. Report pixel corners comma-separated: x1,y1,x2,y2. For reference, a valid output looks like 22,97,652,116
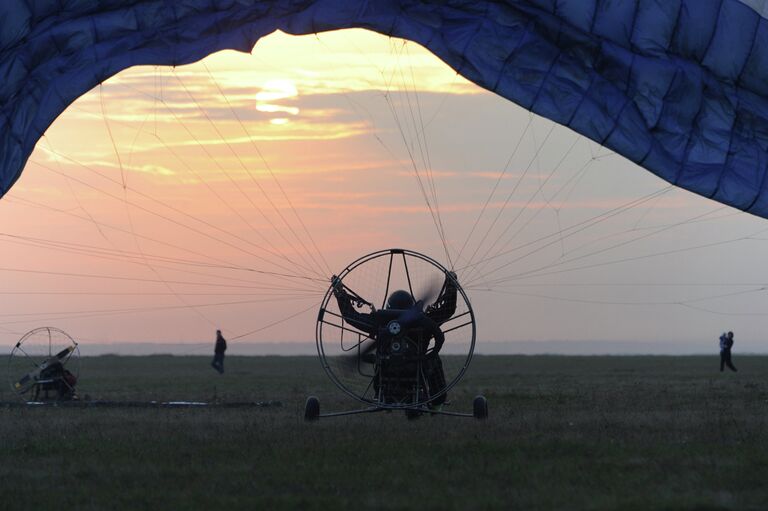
304,396,320,421
473,395,488,419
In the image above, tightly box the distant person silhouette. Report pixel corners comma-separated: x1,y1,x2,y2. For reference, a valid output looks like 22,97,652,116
719,331,737,372
211,329,227,374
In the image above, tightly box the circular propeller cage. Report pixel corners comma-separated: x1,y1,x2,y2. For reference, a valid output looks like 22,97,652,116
7,327,80,400
316,249,476,408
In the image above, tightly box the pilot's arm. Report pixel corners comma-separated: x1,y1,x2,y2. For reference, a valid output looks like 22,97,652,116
421,315,445,357
332,276,377,335
425,271,458,325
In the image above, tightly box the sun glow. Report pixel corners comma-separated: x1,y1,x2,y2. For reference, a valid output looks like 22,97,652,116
256,79,300,121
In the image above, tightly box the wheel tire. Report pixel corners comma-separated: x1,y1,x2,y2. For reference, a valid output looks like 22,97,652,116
473,395,488,420
304,396,320,421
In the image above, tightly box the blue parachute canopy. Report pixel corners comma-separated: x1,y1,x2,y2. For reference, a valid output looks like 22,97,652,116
2,0,768,216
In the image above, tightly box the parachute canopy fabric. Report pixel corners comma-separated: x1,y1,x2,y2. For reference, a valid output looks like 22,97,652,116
3,0,768,216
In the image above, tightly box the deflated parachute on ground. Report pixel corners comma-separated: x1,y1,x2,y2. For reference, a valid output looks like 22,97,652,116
3,0,768,216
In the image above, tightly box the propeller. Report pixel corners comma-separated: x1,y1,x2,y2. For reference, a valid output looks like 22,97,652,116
13,344,76,393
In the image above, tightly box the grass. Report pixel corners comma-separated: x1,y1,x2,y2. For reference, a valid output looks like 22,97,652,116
1,355,767,510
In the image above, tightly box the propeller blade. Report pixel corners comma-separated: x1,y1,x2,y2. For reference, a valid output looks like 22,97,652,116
54,344,76,360
339,337,377,372
389,275,444,328
398,275,443,327
413,275,443,312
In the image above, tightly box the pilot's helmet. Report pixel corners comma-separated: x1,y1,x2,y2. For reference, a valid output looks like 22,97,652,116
386,290,415,310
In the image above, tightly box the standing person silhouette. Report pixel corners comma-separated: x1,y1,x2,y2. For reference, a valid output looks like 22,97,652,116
719,331,737,372
211,330,227,374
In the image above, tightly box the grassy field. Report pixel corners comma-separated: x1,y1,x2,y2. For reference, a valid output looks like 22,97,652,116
1,354,767,510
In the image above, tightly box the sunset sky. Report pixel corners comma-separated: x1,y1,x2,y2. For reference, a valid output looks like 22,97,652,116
3,29,768,354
